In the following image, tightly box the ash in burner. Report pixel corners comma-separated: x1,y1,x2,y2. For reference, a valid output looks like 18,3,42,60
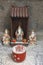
16,45,24,52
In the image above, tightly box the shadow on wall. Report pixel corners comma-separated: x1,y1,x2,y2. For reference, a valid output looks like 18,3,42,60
4,7,11,31
28,4,39,32
0,5,4,10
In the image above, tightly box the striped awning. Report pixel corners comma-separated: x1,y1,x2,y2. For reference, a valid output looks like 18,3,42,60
11,6,28,18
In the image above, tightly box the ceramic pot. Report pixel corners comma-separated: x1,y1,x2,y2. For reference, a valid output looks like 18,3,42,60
12,45,26,62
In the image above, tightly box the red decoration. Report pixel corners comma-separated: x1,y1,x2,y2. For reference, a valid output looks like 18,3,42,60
12,52,26,62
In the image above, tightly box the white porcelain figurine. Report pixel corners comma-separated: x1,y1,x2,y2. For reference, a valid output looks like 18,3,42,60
15,26,24,41
2,29,10,45
29,30,36,44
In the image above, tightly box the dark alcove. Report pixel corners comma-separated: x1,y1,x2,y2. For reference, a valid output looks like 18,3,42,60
10,6,29,40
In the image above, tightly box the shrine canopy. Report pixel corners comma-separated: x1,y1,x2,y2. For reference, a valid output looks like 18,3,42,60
11,6,29,18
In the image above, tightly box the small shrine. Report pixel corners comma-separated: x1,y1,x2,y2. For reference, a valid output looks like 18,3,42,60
10,6,29,45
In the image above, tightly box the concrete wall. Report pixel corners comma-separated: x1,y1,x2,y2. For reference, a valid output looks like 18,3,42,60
0,0,43,35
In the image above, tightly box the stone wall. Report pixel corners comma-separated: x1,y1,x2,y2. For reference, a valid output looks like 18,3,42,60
29,1,43,31
0,0,43,35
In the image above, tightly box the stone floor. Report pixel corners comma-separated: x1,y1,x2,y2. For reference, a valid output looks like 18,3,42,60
0,41,43,65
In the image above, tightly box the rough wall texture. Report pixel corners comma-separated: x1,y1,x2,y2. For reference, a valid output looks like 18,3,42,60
0,0,43,34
